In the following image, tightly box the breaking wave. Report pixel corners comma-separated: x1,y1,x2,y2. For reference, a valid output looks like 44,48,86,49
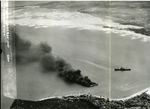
38,87,150,101
9,6,150,42
114,87,150,101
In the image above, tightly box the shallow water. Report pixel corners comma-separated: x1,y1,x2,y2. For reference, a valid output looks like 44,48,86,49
2,2,150,109
15,25,150,100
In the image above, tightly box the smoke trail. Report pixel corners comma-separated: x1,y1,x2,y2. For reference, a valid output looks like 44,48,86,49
11,27,98,87
11,27,52,64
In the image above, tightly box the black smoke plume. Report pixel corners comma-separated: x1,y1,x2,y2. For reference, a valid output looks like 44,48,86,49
11,27,98,87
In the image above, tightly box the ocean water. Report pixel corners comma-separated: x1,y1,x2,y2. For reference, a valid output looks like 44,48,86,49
15,25,150,100
1,2,150,108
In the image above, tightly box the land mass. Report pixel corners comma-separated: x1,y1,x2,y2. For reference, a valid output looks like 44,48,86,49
11,92,150,109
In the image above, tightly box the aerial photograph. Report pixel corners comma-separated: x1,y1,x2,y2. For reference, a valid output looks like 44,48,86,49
1,1,150,109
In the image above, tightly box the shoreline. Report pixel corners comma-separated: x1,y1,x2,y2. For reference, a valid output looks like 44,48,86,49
10,90,150,109
13,25,150,100
38,87,150,101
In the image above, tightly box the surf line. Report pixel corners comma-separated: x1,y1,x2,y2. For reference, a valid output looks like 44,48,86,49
112,87,150,101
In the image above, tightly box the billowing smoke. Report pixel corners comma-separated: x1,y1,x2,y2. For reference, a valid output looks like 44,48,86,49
40,54,72,72
11,27,98,87
11,27,52,64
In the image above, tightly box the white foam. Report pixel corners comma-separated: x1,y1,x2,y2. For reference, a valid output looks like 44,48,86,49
147,89,150,95
9,7,150,42
113,87,150,101
37,93,105,101
37,87,150,101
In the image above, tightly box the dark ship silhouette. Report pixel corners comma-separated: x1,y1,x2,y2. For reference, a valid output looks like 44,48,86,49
114,67,131,72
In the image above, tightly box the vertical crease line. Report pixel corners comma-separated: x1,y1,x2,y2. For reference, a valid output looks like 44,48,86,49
1,0,17,99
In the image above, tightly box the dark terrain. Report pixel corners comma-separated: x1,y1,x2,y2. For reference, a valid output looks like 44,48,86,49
11,92,150,109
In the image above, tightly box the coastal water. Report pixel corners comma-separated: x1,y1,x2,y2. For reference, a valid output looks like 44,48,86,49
1,1,150,109
15,25,150,100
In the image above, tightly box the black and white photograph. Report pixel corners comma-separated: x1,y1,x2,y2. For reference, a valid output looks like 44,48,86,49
1,1,150,109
